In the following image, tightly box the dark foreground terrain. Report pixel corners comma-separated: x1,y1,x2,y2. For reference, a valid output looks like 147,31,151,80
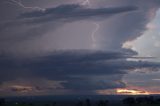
1,95,160,106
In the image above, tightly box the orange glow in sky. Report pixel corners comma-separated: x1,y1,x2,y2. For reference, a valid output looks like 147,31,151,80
117,88,150,95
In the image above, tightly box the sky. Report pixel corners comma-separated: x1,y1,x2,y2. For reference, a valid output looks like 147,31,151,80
0,0,160,96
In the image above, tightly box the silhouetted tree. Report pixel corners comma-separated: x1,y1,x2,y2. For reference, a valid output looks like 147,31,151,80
77,101,83,106
97,100,109,106
156,98,160,104
86,99,91,106
135,96,155,104
0,98,5,106
122,97,135,106
29,103,34,106
146,96,154,104
136,97,144,104
98,100,105,106
105,100,109,106
52,102,57,106
45,103,50,106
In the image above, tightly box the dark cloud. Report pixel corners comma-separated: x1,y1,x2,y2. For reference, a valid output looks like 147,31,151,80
0,0,160,95
62,75,126,90
0,4,138,57
18,4,137,24
0,50,160,92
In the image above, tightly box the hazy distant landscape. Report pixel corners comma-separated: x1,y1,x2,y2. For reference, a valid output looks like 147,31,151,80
1,95,160,106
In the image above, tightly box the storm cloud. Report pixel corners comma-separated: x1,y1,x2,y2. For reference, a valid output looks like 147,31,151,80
0,4,137,57
0,50,160,94
0,0,160,95
18,4,137,24
96,0,160,50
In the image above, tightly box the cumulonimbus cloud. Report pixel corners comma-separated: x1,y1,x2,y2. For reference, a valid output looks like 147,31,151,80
0,4,138,57
0,50,160,92
0,0,160,95
18,4,137,24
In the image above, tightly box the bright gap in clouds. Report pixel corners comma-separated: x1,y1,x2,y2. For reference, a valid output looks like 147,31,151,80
123,9,160,61
122,8,160,95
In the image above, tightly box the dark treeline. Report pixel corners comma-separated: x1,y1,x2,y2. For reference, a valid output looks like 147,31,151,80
123,96,160,106
1,96,160,106
77,99,109,106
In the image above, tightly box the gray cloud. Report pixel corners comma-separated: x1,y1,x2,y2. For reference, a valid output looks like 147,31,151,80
0,0,160,95
0,4,137,57
0,50,160,92
96,0,160,50
18,4,137,24
62,75,126,90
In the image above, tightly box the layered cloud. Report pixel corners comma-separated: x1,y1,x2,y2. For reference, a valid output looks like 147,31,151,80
18,4,137,23
0,0,160,95
0,50,160,95
0,4,137,57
